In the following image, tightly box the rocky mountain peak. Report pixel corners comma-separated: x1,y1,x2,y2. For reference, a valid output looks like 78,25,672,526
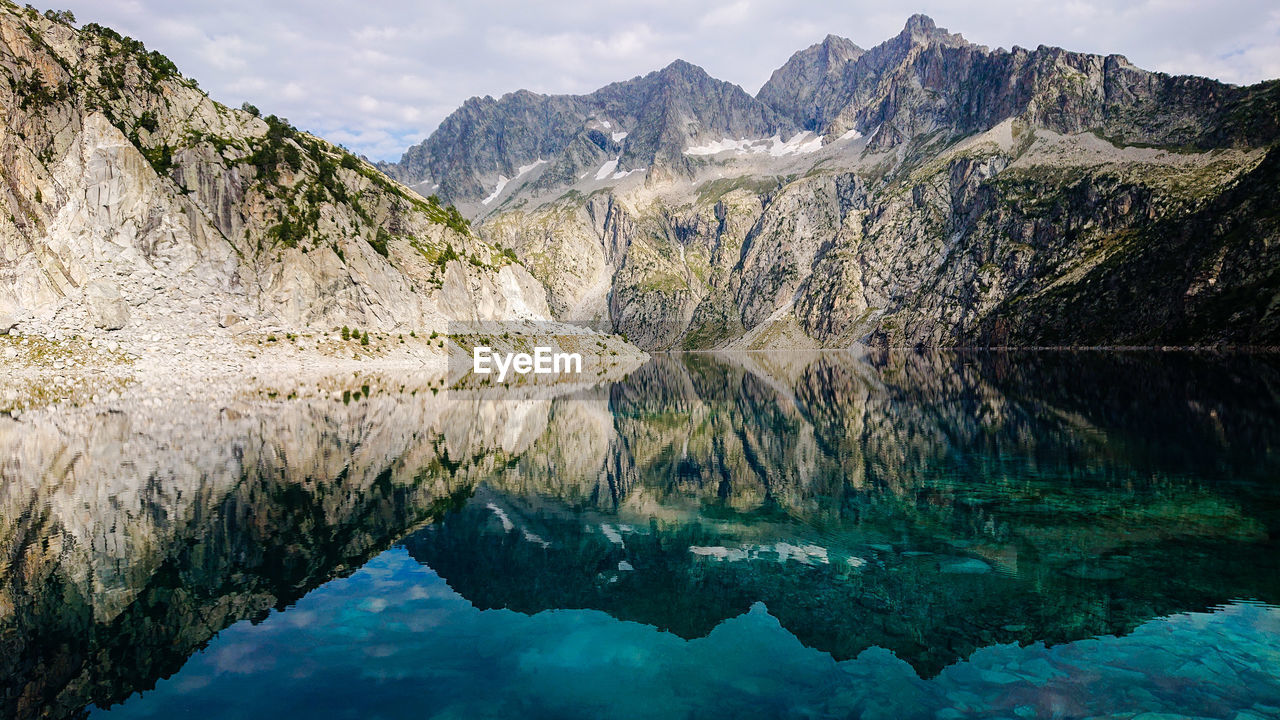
656,58,703,79
627,58,751,108
821,33,856,49
758,33,864,128
758,15,977,132
894,14,967,48
390,56,793,207
900,13,937,39
818,34,863,63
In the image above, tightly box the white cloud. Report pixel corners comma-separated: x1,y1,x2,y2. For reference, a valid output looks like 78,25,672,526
589,25,661,62
52,0,1280,161
199,34,249,72
700,1,753,28
352,25,403,44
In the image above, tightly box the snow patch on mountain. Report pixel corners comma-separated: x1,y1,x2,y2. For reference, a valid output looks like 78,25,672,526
595,158,620,180
481,176,511,205
684,137,756,155
481,159,547,205
684,131,824,157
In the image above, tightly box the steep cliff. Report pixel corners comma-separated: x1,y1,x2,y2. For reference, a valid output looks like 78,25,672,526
0,4,551,337
395,15,1280,349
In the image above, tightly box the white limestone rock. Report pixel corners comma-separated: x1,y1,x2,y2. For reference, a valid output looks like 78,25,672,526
84,282,129,331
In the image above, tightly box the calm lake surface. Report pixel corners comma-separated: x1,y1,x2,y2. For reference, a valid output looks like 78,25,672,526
2,351,1279,719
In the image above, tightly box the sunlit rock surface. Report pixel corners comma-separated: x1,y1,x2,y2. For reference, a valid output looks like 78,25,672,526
391,15,1280,349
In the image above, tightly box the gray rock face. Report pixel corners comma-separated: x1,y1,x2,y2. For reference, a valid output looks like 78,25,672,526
424,14,1280,349
387,60,796,205
758,13,1256,151
83,282,129,330
0,7,553,337
757,34,864,131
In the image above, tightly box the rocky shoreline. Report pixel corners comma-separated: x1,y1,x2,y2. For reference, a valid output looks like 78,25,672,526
0,318,645,418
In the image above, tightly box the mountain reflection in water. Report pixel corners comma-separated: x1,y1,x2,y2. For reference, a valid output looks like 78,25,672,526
2,351,1278,719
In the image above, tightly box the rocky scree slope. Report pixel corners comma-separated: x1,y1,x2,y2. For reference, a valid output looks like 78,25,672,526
0,3,551,339
391,15,1280,349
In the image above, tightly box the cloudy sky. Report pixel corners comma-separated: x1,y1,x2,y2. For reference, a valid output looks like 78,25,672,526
54,0,1280,161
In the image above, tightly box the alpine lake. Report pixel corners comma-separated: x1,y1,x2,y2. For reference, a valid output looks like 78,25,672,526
3,350,1278,720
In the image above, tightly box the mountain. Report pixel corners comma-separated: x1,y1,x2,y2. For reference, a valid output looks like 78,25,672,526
389,14,1280,349
385,59,795,209
0,3,550,337
757,33,864,130
757,14,1269,153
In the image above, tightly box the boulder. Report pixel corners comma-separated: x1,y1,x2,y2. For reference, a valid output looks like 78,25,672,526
85,282,129,330
218,313,242,328
0,312,15,335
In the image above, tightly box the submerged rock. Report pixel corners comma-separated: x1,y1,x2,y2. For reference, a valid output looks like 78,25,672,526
940,558,992,574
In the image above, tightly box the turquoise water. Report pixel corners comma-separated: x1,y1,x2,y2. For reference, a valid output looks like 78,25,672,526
3,351,1280,719
90,549,1280,720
